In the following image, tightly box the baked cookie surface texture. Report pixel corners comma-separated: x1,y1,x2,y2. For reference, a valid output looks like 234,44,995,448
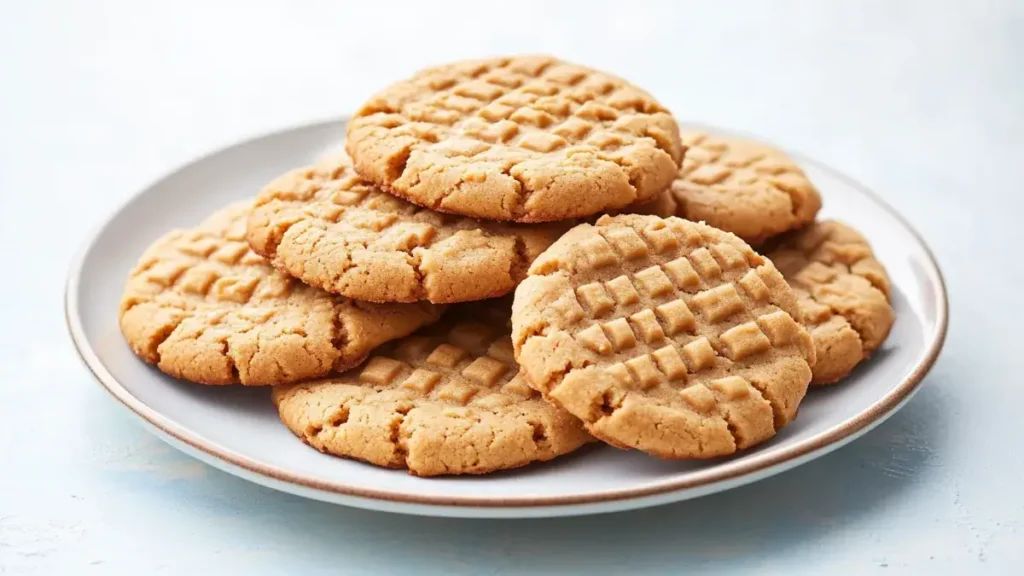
512,215,815,458
247,157,566,304
119,203,444,385
346,55,684,223
273,298,592,476
766,220,894,384
669,131,821,242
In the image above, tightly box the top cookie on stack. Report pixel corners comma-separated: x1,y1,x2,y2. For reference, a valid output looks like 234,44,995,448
344,55,685,223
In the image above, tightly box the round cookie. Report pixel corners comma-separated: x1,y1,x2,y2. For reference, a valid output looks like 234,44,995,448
272,299,592,476
247,157,567,304
119,203,444,386
512,214,815,459
345,55,684,223
765,220,894,385
667,131,822,242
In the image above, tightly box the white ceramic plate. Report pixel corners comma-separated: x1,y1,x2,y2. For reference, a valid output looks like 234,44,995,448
66,119,947,518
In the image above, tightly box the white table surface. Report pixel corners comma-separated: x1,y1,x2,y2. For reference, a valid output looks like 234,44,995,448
1,0,1020,573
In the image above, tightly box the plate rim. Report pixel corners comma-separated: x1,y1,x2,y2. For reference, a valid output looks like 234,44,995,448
64,116,949,510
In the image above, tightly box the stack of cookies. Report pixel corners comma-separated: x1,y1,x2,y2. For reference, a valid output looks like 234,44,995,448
119,56,895,476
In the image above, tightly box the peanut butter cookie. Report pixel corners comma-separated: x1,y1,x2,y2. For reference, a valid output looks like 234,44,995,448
273,298,592,476
247,157,566,304
119,203,444,386
668,131,821,242
346,55,684,223
512,215,815,458
766,220,894,384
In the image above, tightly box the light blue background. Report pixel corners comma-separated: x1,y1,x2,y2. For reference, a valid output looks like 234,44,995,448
1,0,1019,573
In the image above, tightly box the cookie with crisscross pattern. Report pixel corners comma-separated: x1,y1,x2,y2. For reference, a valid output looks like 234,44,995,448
273,298,591,476
667,131,821,242
512,215,815,458
119,203,444,385
346,55,684,223
247,157,566,303
766,220,894,384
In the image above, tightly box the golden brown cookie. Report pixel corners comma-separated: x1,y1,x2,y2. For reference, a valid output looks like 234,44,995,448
247,157,566,304
345,55,684,223
272,299,592,476
119,203,444,386
667,131,822,242
512,215,815,459
765,220,894,385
